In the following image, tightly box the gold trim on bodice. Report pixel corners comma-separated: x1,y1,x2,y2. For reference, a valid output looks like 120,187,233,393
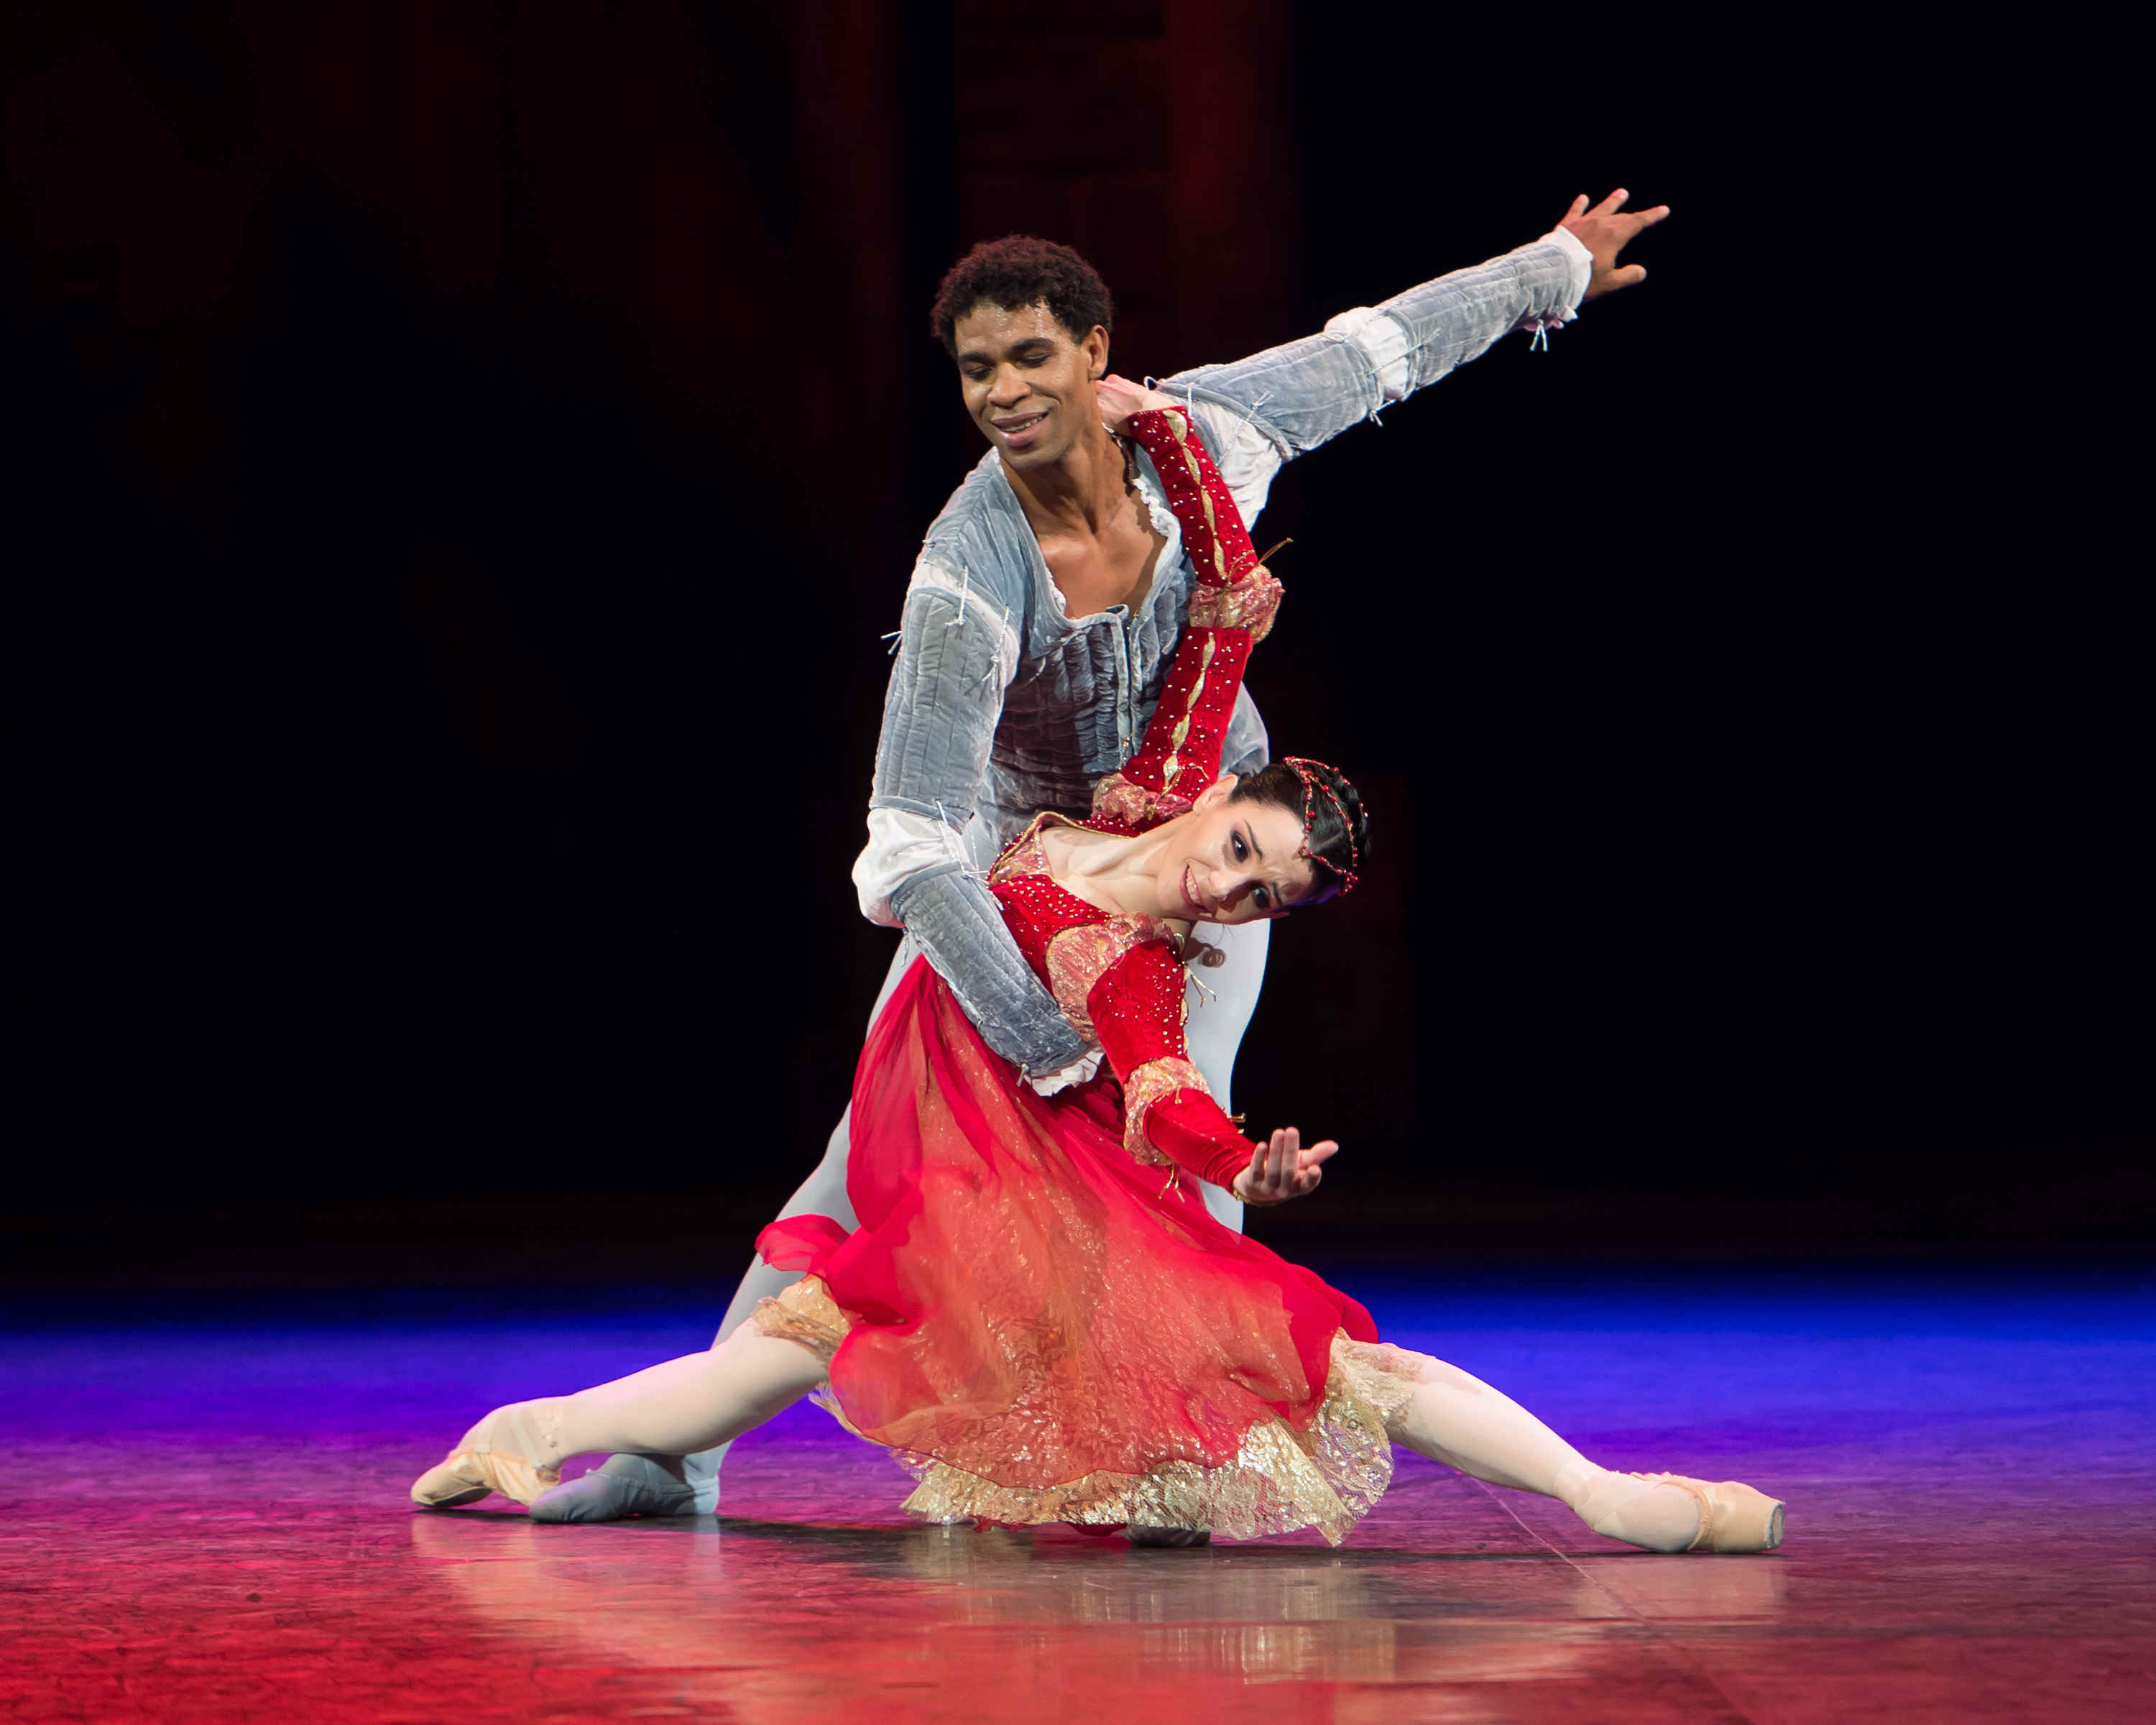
1043,917,1180,1044
985,813,1057,887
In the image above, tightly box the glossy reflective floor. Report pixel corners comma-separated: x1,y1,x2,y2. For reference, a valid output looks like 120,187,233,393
4,1263,2150,1722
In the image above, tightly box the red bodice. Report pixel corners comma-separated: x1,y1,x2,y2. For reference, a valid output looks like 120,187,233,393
988,828,1251,1192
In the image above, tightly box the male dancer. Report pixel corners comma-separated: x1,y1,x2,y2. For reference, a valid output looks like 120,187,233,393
534,189,1667,1521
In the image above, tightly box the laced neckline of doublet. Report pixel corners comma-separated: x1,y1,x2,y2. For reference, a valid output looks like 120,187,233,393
992,438,1184,630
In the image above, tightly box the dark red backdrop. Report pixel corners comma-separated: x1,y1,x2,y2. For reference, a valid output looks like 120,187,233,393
4,3,2144,1285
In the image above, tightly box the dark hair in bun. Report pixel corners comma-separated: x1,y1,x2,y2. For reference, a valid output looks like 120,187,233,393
1229,759,1369,905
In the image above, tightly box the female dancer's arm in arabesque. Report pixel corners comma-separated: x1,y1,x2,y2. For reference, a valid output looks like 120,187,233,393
1088,380,1278,818
1085,382,1334,1207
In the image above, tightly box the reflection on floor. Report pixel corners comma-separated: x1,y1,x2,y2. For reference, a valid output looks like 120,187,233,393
3,1261,2150,1722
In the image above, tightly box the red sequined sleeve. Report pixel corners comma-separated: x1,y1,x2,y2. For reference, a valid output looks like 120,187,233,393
1084,938,1254,1191
1089,408,1284,833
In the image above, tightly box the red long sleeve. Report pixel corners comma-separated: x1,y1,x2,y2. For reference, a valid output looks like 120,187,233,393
1091,409,1284,832
1125,406,1260,592
1084,937,1255,1190
1144,1092,1255,1190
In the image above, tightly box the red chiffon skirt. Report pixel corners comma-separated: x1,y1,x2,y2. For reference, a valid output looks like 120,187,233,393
757,958,1411,1543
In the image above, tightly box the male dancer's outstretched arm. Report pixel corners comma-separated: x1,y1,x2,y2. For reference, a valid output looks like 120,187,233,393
1159,191,1669,525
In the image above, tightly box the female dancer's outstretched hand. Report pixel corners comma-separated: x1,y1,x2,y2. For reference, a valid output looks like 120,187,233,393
1232,1126,1338,1207
1095,372,1176,435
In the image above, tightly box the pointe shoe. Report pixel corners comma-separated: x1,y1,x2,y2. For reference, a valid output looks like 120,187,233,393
1631,1472,1784,1553
410,1400,566,1509
411,1449,560,1509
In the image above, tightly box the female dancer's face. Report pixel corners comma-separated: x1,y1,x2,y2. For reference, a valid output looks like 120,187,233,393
1154,776,1319,924
951,301,1110,472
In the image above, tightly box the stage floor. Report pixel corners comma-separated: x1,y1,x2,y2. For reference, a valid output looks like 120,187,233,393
3,1261,2150,1722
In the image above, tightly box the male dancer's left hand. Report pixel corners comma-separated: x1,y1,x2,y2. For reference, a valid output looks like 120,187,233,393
1096,373,1176,434
1560,188,1670,299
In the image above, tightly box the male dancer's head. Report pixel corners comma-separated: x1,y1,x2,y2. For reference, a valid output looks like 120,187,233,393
931,235,1115,476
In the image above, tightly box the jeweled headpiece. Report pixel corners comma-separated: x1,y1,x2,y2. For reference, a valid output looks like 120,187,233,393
1281,756,1362,899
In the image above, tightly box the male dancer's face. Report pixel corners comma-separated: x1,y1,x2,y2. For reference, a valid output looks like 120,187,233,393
952,300,1111,475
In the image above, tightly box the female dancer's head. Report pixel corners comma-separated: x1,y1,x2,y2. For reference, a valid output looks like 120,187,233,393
1157,760,1368,924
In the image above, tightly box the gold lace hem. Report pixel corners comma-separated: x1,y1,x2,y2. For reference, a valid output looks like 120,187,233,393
893,1333,1426,1547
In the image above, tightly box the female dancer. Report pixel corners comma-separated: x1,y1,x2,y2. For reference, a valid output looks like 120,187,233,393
413,395,1783,1555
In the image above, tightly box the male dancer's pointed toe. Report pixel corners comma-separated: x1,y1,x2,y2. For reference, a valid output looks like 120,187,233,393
529,1453,704,1523
1631,1473,1784,1552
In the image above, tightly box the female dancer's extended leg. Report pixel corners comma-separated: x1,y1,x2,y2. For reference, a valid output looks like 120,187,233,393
411,1323,826,1509
1383,1350,1782,1552
418,1330,1779,1551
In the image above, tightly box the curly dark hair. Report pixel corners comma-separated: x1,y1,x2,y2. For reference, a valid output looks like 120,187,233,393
1230,760,1370,906
929,234,1115,356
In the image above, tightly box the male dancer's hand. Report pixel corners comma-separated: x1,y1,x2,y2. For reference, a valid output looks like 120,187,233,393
1233,1126,1338,1206
1559,188,1671,299
1096,373,1176,435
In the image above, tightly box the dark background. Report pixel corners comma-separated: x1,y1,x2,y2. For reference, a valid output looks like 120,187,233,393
4,3,2145,1291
